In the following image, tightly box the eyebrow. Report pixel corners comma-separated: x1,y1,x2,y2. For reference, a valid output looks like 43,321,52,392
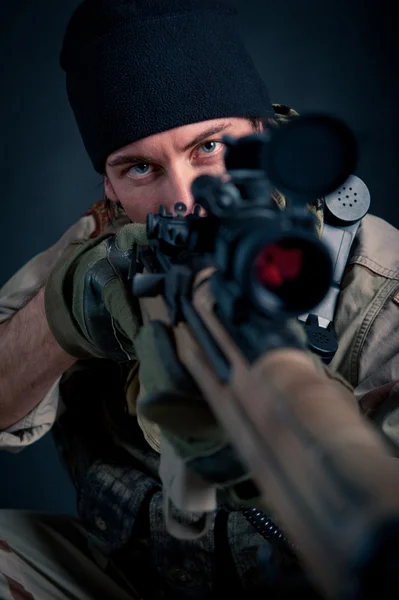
181,122,232,152
106,122,232,168
107,153,153,168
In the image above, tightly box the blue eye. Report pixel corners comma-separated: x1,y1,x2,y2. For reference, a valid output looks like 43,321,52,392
127,163,152,177
201,141,219,154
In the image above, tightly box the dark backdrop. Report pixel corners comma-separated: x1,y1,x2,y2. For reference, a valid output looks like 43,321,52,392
0,0,397,514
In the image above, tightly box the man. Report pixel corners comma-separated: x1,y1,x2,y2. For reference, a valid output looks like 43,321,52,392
0,0,399,599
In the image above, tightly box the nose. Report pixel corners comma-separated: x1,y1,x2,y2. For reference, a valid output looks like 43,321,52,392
161,167,199,216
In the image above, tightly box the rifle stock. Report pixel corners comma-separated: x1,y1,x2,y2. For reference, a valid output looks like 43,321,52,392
132,115,399,598
138,268,399,600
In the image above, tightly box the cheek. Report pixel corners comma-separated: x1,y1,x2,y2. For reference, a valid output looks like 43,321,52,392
116,185,161,224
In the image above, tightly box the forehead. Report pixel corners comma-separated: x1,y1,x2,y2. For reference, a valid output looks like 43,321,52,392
107,117,253,163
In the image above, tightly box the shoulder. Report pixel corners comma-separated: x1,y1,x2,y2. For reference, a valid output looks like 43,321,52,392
332,214,399,388
349,214,399,280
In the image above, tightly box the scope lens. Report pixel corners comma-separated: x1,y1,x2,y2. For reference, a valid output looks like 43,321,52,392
250,237,331,315
254,243,304,288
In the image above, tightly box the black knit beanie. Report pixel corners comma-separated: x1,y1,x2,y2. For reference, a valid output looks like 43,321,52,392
60,0,273,173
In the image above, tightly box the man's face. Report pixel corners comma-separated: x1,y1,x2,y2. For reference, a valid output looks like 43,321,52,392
104,117,258,223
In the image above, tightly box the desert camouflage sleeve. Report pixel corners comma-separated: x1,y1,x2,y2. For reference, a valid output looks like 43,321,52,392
0,203,110,452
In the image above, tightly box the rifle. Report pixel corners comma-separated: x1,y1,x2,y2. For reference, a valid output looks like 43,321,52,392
130,115,399,599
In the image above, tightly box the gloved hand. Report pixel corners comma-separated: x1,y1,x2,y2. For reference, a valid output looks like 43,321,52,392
44,223,147,361
134,316,315,510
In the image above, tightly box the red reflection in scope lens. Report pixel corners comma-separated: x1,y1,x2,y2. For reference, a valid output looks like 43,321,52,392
255,244,304,287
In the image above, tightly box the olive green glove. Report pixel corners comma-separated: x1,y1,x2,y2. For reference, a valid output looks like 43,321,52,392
135,317,315,510
44,223,147,361
135,312,355,511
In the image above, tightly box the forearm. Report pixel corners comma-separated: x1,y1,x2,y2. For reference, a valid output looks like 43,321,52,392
0,286,77,429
